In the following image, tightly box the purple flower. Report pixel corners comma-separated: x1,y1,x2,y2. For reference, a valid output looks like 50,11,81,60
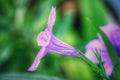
85,35,113,76
28,7,79,71
100,23,120,57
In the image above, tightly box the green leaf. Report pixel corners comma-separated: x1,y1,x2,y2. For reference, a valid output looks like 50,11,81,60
80,0,107,40
0,73,66,80
94,49,109,80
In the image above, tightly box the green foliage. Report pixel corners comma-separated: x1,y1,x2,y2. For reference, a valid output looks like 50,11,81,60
0,0,119,80
0,73,66,80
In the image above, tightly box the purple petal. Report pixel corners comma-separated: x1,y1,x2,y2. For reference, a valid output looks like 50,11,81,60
85,39,108,63
37,7,56,47
110,28,120,57
104,59,114,76
28,47,47,71
100,23,119,40
100,23,120,57
85,39,107,55
85,49,99,63
37,30,51,46
47,7,56,33
85,35,114,76
47,35,79,56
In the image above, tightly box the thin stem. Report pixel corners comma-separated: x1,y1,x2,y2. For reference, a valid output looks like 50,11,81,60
77,50,100,75
95,49,110,80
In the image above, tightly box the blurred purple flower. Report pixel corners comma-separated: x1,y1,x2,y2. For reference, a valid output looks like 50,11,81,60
100,23,120,57
85,35,113,76
28,7,79,71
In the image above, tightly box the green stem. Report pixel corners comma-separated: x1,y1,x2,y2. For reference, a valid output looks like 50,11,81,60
77,50,100,75
95,50,110,80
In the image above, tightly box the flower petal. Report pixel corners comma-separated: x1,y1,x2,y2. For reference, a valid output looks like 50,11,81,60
85,50,99,63
100,23,119,38
28,47,47,71
104,59,114,76
47,7,56,33
100,23,120,57
37,30,51,46
47,35,79,56
85,38,109,63
110,28,120,57
86,39,107,55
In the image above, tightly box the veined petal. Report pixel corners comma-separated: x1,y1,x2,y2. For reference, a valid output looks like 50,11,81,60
100,23,120,57
100,23,119,40
47,35,79,56
85,39,108,55
37,7,56,47
37,30,51,47
28,47,47,71
85,39,108,63
104,59,114,76
85,49,99,63
47,7,56,33
85,35,114,76
110,28,120,57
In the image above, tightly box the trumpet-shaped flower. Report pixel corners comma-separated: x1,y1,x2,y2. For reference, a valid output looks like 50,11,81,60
100,23,120,57
28,7,79,71
85,35,113,76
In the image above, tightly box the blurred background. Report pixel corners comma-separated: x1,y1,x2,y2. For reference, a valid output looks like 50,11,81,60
0,0,120,80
